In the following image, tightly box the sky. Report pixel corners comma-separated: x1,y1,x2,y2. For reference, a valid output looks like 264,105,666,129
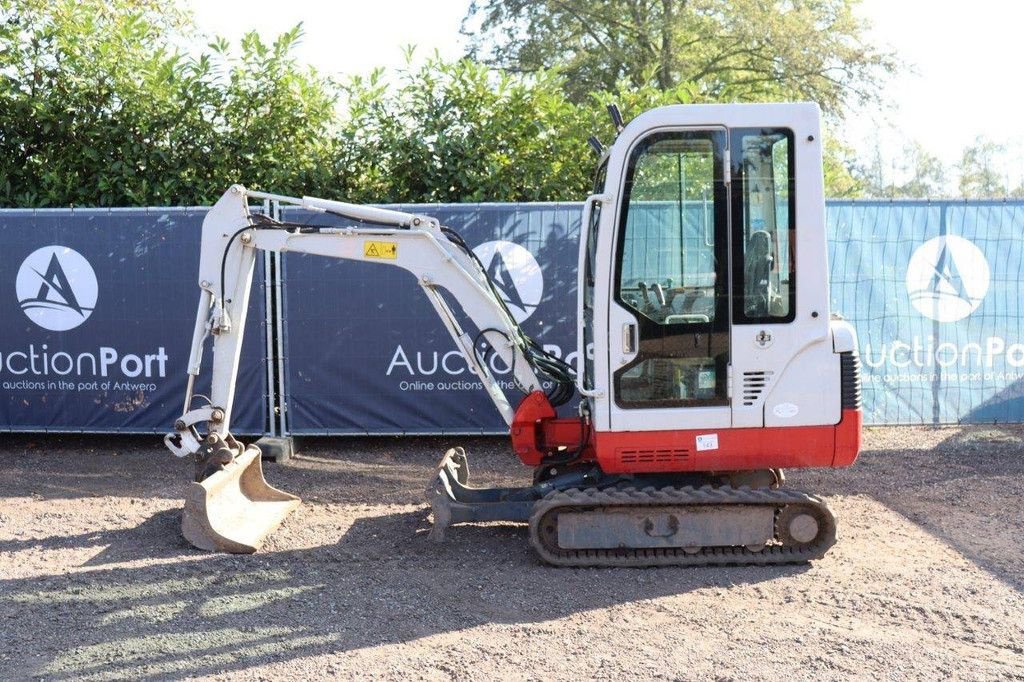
850,0,1024,188
187,0,1024,190
187,0,469,76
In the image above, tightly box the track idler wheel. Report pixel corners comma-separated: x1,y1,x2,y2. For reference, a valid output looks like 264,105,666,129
776,504,828,547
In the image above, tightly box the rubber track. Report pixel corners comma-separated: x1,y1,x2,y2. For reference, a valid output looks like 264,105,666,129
528,485,837,567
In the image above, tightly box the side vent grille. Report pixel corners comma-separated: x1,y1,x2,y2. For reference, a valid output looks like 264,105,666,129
617,448,690,465
840,351,862,409
742,370,774,406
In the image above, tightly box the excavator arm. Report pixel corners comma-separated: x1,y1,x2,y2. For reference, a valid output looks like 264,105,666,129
174,184,552,442
165,185,575,552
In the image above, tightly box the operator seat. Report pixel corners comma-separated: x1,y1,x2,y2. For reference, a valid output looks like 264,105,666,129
744,230,774,317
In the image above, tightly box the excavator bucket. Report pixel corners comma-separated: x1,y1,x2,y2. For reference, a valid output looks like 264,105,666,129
182,445,300,553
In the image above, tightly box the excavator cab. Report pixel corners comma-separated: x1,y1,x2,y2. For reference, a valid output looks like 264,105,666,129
578,105,858,454
168,103,861,565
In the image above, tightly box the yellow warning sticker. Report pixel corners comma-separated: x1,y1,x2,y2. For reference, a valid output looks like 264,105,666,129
363,241,398,259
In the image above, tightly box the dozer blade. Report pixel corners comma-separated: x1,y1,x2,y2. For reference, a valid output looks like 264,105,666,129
182,445,300,553
425,447,535,541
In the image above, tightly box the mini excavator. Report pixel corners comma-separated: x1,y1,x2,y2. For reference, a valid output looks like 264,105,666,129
165,103,862,566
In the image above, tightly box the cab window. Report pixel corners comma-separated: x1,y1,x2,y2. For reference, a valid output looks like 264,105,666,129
613,130,729,408
732,128,796,323
617,135,720,326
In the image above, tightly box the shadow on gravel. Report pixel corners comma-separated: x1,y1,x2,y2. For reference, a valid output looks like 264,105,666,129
800,425,1024,593
0,510,192,567
0,506,811,679
0,434,489,503
0,434,192,501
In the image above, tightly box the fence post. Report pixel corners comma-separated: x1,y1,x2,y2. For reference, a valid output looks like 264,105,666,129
254,198,295,461
930,203,947,425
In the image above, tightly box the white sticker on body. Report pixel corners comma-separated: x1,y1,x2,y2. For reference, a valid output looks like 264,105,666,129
695,433,719,451
773,403,799,418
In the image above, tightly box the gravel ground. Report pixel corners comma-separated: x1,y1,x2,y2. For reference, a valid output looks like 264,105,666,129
1,426,1023,680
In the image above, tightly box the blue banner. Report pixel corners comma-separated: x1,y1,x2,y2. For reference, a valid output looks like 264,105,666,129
829,201,1024,424
2,200,1022,434
280,204,580,434
0,209,266,433
282,200,1024,431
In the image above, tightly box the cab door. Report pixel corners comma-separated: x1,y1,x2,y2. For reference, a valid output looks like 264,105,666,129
728,126,837,429
607,128,732,432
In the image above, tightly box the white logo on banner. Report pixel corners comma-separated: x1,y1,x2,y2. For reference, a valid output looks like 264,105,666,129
16,246,98,331
906,236,989,323
472,241,543,323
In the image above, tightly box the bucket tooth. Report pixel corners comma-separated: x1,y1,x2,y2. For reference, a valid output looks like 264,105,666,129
182,445,300,553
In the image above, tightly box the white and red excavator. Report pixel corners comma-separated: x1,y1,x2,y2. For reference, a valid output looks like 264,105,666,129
165,102,862,567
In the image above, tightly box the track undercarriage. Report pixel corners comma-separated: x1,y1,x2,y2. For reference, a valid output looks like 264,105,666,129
428,448,836,567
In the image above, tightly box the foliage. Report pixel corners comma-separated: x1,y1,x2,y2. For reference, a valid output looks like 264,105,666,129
333,56,593,203
822,136,866,198
0,0,338,206
463,0,897,114
463,0,904,197
893,142,946,199
957,136,1006,199
202,27,340,200
0,0,704,208
859,139,947,199
0,0,925,206
332,55,703,203
1,0,183,205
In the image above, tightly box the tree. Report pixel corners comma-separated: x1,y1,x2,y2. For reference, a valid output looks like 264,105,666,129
201,27,340,200
0,1,895,206
894,141,946,198
0,0,190,205
958,136,1006,199
822,136,865,198
330,54,715,203
860,139,947,199
0,0,339,206
859,134,889,197
463,0,897,114
334,55,598,203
